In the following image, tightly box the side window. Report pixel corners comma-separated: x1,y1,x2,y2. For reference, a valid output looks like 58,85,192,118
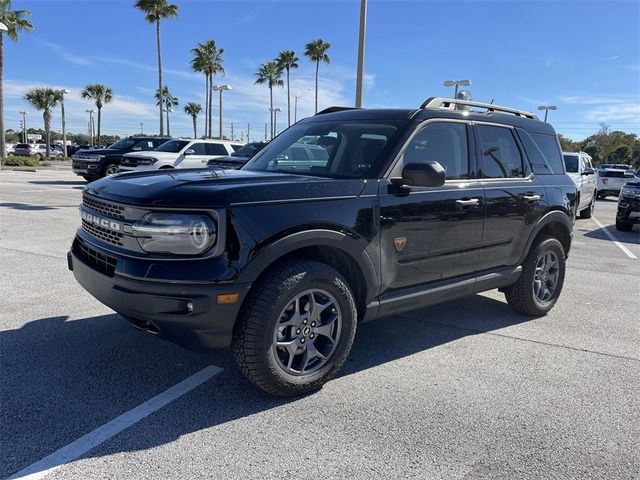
397,121,469,180
189,143,208,155
529,133,564,174
231,144,242,152
205,143,229,155
476,125,524,178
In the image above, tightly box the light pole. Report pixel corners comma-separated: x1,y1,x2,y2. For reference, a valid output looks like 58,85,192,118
19,111,28,143
56,89,70,157
294,89,311,123
537,105,557,122
269,107,282,139
0,22,8,164
85,109,95,146
212,84,231,139
247,122,250,142
443,79,471,101
355,0,367,108
140,122,144,134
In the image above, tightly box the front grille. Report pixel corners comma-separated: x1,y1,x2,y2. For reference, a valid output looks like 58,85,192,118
82,193,125,219
82,219,124,246
75,238,117,276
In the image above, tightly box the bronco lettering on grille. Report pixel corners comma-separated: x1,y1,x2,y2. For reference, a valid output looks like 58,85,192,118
80,210,122,231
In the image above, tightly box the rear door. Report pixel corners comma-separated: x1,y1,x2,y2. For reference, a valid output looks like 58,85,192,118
379,120,485,291
474,123,547,270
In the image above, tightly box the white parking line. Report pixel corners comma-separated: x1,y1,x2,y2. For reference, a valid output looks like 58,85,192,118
592,216,637,259
8,365,223,480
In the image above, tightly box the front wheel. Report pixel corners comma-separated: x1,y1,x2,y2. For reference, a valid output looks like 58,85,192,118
505,235,566,316
579,194,595,219
232,260,357,397
104,163,120,176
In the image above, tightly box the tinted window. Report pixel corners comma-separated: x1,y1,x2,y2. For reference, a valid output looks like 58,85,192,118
477,125,524,178
108,138,136,150
563,155,579,173
205,143,229,155
230,144,243,152
398,121,469,180
232,142,264,157
155,140,190,153
16,144,29,148
190,143,208,155
530,133,564,174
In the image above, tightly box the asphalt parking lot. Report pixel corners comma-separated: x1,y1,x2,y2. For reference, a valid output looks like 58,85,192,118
1,169,639,480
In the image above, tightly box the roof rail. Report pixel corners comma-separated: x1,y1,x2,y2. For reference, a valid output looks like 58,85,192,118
420,97,538,120
315,106,359,115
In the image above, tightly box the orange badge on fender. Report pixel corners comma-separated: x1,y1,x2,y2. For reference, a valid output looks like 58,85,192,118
394,237,407,252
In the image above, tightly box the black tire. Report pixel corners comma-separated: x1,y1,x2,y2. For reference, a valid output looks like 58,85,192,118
616,218,633,232
579,195,595,219
504,235,566,316
232,260,357,397
35,153,43,160
82,176,94,182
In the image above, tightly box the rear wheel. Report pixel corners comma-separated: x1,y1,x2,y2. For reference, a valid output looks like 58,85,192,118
505,235,566,316
616,218,633,232
232,260,357,397
579,194,595,219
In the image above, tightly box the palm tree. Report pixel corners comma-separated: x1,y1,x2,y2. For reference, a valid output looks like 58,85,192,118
81,83,113,147
184,102,202,138
255,61,283,139
304,39,331,113
190,40,224,138
0,1,33,162
134,0,178,137
23,88,60,159
190,45,209,137
276,50,299,127
155,86,178,136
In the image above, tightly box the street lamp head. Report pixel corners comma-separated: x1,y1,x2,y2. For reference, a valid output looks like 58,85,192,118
220,84,231,91
0,22,8,33
58,89,71,95
20,111,29,115
538,105,557,111
458,80,471,86
443,80,455,87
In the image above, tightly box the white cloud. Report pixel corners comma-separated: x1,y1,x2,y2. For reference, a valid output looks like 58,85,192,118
558,93,640,123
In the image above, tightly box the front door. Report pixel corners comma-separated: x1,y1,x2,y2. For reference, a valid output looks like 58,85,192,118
178,142,211,168
379,120,485,294
474,123,547,270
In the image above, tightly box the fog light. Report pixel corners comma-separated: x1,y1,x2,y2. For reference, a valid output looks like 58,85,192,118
186,302,194,313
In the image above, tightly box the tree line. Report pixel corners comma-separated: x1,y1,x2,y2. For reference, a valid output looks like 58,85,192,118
558,124,640,167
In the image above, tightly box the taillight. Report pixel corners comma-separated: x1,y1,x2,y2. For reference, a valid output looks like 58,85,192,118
602,179,608,184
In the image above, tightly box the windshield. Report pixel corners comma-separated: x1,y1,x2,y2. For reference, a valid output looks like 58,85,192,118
232,143,264,157
563,154,579,173
155,139,190,153
108,139,136,150
244,120,407,178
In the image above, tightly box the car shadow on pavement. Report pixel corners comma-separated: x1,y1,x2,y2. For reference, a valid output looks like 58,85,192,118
0,202,57,211
583,225,640,244
1,294,534,478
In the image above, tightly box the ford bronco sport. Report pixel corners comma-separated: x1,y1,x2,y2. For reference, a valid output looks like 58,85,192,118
68,98,576,397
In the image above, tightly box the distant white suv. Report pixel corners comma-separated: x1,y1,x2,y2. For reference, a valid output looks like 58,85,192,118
119,138,243,172
563,151,597,218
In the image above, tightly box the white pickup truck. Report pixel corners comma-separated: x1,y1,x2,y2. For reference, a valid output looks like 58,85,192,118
563,151,597,218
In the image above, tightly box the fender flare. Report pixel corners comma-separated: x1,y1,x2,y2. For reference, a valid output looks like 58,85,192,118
519,210,573,263
236,229,379,302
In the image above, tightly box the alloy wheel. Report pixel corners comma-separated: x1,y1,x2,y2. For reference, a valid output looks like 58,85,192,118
272,289,342,376
533,251,560,302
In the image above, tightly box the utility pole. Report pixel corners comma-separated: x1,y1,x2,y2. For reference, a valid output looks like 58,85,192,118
140,122,144,134
247,122,250,142
231,122,234,141
19,111,28,143
86,110,95,146
264,123,267,142
355,0,367,108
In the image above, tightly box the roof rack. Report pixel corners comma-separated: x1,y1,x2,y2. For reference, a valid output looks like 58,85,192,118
315,106,359,115
420,97,538,120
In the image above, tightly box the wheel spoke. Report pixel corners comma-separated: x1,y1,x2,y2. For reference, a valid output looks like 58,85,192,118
310,296,334,323
314,314,338,339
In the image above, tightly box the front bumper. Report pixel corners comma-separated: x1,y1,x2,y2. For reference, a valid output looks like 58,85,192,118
617,195,640,224
68,239,251,350
72,160,101,177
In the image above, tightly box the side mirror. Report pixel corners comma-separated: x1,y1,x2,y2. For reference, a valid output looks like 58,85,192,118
391,161,446,188
582,167,595,176
184,149,195,156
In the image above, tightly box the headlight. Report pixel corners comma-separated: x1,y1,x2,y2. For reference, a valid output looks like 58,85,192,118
620,187,638,198
131,213,217,255
137,158,158,165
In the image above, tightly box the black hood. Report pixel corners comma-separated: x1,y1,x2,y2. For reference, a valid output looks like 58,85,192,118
76,147,128,156
85,168,367,208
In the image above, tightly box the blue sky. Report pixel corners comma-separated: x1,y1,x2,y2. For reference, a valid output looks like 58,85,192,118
5,0,639,141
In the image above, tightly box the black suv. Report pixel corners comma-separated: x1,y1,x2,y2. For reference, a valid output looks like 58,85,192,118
616,177,640,231
68,98,576,396
207,141,267,170
72,136,171,181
